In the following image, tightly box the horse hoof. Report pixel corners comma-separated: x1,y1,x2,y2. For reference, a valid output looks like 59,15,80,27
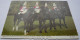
50,28,52,30
39,31,42,33
45,31,47,33
54,28,56,30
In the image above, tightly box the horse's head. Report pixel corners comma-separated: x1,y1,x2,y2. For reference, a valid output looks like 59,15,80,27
22,7,35,18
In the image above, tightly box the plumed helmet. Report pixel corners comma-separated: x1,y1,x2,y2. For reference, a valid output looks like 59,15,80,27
35,2,39,6
45,3,48,7
23,1,27,6
53,3,56,7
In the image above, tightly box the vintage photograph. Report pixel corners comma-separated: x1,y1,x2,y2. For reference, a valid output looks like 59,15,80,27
1,1,78,39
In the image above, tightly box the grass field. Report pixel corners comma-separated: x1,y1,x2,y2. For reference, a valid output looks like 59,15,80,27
2,15,78,36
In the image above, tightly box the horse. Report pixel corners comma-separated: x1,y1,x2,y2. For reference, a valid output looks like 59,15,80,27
13,7,35,35
32,6,50,33
49,7,68,30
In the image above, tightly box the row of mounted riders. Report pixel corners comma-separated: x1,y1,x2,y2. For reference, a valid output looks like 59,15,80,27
13,6,68,34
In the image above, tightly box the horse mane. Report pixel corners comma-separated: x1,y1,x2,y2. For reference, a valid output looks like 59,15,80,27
22,7,35,19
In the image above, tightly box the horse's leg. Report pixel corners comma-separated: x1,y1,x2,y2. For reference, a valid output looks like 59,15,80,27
16,19,21,31
53,19,56,30
63,17,68,28
13,17,17,31
24,22,30,35
24,22,27,35
49,19,53,30
43,20,47,33
59,18,62,29
31,19,34,30
26,22,30,33
39,20,42,33
30,21,33,31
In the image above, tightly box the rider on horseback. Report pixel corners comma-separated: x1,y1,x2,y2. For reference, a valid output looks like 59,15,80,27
17,2,28,20
34,2,40,14
33,2,40,19
18,2,28,15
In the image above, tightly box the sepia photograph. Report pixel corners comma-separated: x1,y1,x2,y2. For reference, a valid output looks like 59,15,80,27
1,1,78,39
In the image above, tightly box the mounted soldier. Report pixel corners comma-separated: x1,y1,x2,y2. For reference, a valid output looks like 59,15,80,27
34,2,40,14
18,2,28,15
13,2,28,32
44,3,50,19
49,3,58,30
32,2,41,20
38,2,50,33
49,3,67,30
13,1,35,35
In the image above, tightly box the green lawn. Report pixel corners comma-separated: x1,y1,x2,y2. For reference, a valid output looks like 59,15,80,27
2,15,78,36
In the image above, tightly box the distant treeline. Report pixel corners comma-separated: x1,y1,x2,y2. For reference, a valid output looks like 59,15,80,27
8,1,71,16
